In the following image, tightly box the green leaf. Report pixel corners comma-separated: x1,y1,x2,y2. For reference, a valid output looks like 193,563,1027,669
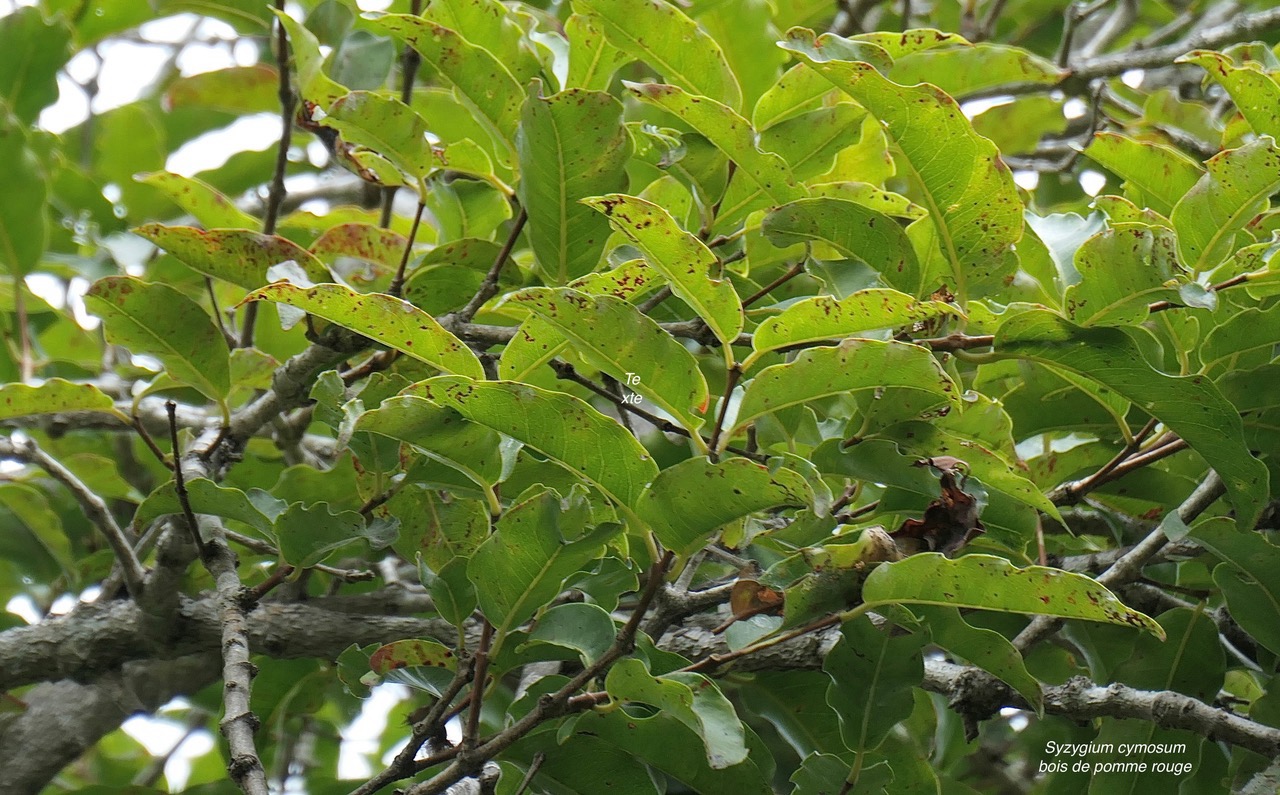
163,65,280,115
761,197,927,294
824,615,926,753
426,556,477,628
751,289,959,358
390,488,489,571
1171,136,1280,274
272,8,347,106
0,120,48,277
242,283,483,378
626,82,805,211
504,287,709,434
781,27,1022,300
888,43,1064,97
0,8,72,124
862,553,1164,637
582,194,743,346
995,310,1269,530
138,173,260,229
368,638,457,675
408,376,659,508
731,339,959,436
134,225,331,289
565,12,631,92
1191,518,1280,658
573,709,773,792
1202,303,1280,375
84,276,230,402
310,223,408,272
637,457,812,556
606,657,748,769
1112,607,1224,701
323,90,439,185
521,602,617,665
132,478,282,538
1179,50,1280,139
1063,223,1182,326
1083,132,1202,217
912,604,1042,714
468,487,614,642
275,501,390,568
369,14,523,146
518,85,629,283
0,379,120,422
356,396,507,502
577,0,741,109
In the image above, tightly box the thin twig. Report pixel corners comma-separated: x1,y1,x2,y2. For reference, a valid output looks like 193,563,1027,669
511,753,545,795
243,0,295,349
166,401,208,559
0,436,148,599
455,207,527,323
206,276,236,349
707,365,741,455
742,262,804,308
462,622,495,755
378,0,423,229
387,200,427,298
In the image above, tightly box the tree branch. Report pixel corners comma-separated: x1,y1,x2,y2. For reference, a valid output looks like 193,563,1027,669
0,436,147,599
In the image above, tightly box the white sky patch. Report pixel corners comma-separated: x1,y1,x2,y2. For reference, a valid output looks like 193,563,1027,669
961,96,1011,120
1063,97,1089,119
1079,169,1107,197
166,113,282,176
1121,69,1145,89
339,684,409,779
1013,171,1040,191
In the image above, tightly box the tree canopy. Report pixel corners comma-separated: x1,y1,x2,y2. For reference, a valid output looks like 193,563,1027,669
3,0,1280,793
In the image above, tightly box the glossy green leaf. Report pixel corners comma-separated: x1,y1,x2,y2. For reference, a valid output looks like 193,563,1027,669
323,90,439,185
1083,132,1202,217
583,194,743,346
1063,223,1182,327
565,12,631,92
1171,136,1280,274
1202,303,1280,374
752,289,959,357
275,501,392,568
626,82,805,211
824,615,926,753
356,396,507,501
134,225,331,289
408,376,659,508
1192,519,1280,657
888,43,1064,97
912,604,1042,713
1112,607,1224,701
637,457,812,556
521,602,617,665
131,478,282,538
138,172,259,229
995,310,1269,529
0,379,120,422
272,9,347,106
731,339,959,436
577,0,741,109
309,223,408,271
468,487,614,642
762,195,917,274
390,488,489,571
518,86,629,283
782,27,1022,300
863,553,1164,637
242,283,483,378
606,657,748,769
369,14,523,146
84,276,230,401
1180,50,1280,139
504,287,709,433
